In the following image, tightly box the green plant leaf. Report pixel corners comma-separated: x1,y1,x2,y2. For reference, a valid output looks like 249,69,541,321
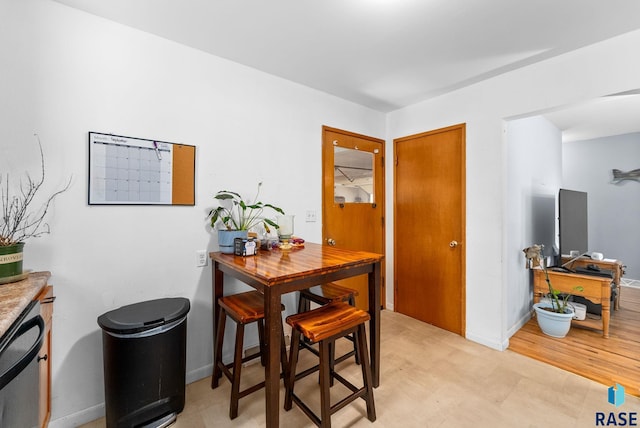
206,184,284,232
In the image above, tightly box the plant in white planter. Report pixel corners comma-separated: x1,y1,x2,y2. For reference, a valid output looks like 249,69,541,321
1,135,71,280
523,244,583,338
207,182,284,254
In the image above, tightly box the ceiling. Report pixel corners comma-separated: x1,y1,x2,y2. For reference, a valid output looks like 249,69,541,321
53,0,640,141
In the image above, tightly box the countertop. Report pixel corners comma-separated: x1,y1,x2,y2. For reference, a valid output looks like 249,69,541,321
0,271,50,339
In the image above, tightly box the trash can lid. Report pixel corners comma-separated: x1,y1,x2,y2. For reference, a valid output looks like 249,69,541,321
97,297,190,334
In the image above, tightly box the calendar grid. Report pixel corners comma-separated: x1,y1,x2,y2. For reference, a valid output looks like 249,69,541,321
89,133,174,204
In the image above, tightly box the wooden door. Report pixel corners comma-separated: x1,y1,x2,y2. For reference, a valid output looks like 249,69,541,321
322,126,385,310
394,124,465,335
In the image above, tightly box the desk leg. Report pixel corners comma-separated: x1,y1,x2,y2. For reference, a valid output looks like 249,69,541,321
602,285,610,338
211,261,223,389
368,261,381,388
263,287,281,428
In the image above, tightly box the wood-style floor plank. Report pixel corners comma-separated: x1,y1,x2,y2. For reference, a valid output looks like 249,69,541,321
509,285,640,397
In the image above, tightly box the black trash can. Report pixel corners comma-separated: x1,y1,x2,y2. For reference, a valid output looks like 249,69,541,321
97,297,190,428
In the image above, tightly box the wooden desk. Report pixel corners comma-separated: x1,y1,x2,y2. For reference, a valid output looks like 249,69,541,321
533,268,612,337
210,243,383,428
561,257,624,310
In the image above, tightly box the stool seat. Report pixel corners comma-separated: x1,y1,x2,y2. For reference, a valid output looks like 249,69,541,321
298,283,361,372
300,282,359,305
220,290,285,323
287,302,370,343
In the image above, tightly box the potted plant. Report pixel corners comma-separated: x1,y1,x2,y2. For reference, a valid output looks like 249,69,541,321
523,245,583,338
207,182,284,254
1,135,70,282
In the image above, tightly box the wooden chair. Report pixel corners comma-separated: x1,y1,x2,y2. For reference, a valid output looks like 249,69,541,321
284,302,376,428
212,291,288,419
298,283,360,367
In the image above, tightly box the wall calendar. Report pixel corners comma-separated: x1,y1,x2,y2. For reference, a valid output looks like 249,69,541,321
88,132,195,205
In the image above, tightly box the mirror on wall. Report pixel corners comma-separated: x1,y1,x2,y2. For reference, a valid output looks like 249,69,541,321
334,146,374,203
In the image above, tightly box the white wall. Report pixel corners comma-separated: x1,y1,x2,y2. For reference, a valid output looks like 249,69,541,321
386,28,640,351
563,132,640,279
505,116,562,337
0,1,385,426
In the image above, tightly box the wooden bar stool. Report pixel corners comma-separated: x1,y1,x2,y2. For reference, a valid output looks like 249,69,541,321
212,290,288,419
284,302,376,428
298,283,360,366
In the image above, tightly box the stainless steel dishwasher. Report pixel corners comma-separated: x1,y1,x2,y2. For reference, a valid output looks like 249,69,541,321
0,300,45,428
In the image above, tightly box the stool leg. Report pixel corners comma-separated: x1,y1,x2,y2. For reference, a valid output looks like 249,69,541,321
280,321,289,381
257,319,266,367
328,341,335,387
229,322,245,419
298,294,312,346
212,309,227,389
356,324,376,422
319,340,332,428
297,291,306,314
285,330,301,411
349,296,361,365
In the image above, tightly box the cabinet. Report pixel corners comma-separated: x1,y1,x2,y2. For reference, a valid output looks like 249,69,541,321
35,285,54,428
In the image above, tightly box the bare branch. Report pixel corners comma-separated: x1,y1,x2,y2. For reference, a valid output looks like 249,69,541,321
0,134,71,246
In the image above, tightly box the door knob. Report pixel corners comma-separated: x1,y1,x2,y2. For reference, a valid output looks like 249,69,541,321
327,238,336,246
449,240,458,248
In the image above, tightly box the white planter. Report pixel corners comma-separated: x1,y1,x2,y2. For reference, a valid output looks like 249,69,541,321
533,302,574,338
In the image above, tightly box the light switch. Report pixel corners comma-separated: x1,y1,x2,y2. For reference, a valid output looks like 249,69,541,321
305,210,317,222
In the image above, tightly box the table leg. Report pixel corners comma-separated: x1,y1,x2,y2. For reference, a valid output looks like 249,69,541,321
211,261,223,388
263,286,282,427
368,261,381,387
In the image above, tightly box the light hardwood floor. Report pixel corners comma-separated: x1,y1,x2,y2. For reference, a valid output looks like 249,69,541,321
82,297,640,428
509,284,640,398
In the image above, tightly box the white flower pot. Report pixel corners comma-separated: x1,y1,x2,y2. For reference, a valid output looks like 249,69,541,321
533,302,574,338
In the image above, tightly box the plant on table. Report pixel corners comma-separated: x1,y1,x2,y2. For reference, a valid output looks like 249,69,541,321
523,244,583,314
207,182,284,233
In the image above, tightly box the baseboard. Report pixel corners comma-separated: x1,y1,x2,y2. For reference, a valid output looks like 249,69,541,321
187,363,213,384
48,365,214,428
621,279,640,289
49,403,105,428
465,330,510,351
509,311,533,338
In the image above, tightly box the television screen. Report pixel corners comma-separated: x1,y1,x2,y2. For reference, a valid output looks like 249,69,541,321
558,189,588,256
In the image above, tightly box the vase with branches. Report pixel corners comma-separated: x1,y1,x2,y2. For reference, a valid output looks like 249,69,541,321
0,135,71,279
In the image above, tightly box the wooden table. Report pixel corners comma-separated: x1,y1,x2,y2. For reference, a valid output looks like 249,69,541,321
533,268,612,337
210,243,383,427
561,257,624,310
